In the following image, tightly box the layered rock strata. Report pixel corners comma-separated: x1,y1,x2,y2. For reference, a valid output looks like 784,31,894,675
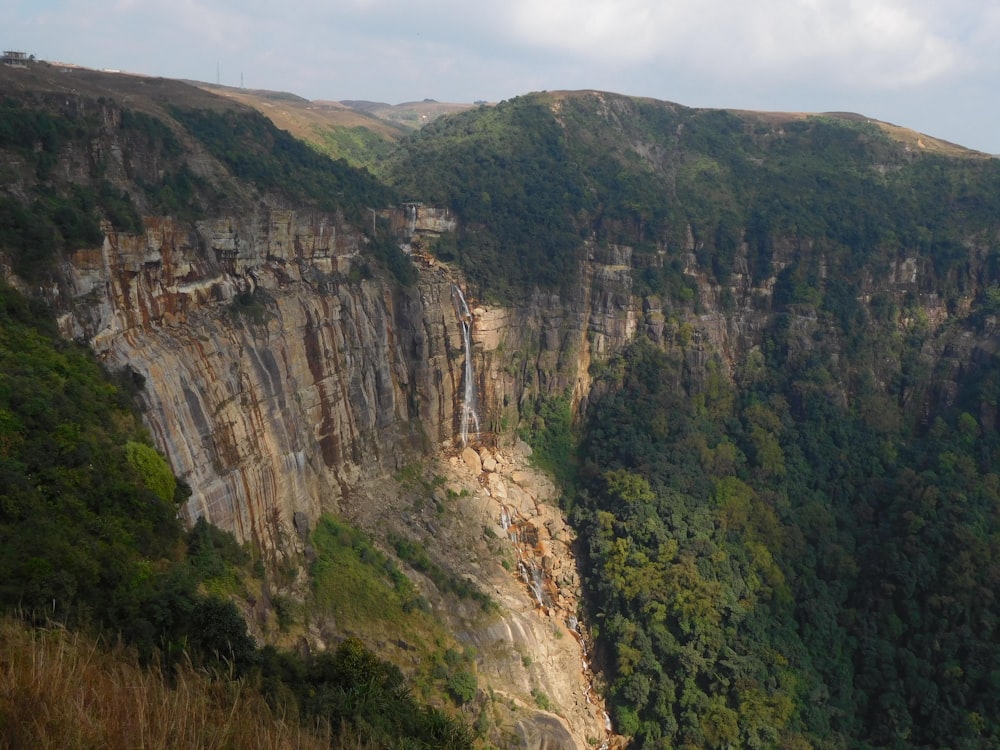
53,209,640,554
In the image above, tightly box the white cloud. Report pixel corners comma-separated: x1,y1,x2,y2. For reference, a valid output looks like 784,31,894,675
5,0,1000,150
504,0,969,89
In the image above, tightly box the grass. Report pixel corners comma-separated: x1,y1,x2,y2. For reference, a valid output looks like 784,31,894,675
309,516,457,697
308,515,497,708
0,618,337,750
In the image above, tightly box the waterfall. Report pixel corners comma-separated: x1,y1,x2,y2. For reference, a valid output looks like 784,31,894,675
518,559,547,608
451,285,480,447
499,506,512,535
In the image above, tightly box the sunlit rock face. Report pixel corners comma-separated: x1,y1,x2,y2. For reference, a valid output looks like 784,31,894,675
57,211,475,547
55,209,645,550
51,215,743,546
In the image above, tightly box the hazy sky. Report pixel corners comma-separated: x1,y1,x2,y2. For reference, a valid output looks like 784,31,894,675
5,0,999,153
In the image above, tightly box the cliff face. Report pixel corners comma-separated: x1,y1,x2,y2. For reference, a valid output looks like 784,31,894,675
58,211,442,546
54,203,994,547
54,207,641,553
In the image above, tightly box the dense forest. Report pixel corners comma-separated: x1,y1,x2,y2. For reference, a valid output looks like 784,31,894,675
385,92,1000,307
571,334,1000,748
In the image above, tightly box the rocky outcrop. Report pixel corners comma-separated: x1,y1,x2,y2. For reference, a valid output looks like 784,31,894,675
350,441,613,750
470,243,639,431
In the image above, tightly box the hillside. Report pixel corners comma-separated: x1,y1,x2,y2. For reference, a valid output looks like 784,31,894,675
3,61,1000,750
384,89,1000,748
382,89,993,303
340,98,481,130
0,60,605,749
193,86,479,169
197,83,411,168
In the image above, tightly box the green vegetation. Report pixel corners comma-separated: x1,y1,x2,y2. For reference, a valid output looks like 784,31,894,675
309,517,486,725
390,533,495,611
368,225,418,286
0,97,186,278
317,124,399,169
257,637,474,749
125,440,176,503
0,283,183,626
384,96,589,300
520,391,577,491
384,92,1000,306
229,288,273,325
170,106,395,224
311,515,425,628
531,688,551,712
571,329,1000,748
386,102,1000,748
0,189,104,279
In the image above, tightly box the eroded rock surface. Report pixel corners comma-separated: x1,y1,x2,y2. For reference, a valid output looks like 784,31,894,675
352,440,616,750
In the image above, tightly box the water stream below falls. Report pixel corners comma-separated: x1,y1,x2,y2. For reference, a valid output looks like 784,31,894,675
448,286,611,746
501,502,613,748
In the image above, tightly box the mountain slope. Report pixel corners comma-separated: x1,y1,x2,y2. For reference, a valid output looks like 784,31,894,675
383,90,995,304
197,83,410,168
383,89,1000,748
0,62,611,748
5,63,1000,750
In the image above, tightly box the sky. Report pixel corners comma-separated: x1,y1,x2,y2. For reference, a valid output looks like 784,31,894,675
4,0,1000,153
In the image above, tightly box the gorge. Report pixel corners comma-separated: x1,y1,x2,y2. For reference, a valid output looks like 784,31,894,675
4,62,1000,749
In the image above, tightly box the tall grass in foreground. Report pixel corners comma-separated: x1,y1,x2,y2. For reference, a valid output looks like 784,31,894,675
0,618,351,750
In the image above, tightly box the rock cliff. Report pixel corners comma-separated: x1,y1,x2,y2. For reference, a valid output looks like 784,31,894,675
54,206,644,550
49,204,640,748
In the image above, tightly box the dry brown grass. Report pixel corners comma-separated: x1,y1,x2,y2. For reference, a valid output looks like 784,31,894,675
0,619,337,750
200,85,406,142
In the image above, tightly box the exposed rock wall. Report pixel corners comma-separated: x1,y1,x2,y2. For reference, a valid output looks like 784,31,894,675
54,208,643,551
57,212,477,547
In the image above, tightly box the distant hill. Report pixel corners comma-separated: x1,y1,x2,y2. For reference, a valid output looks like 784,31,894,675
339,98,481,130
381,88,990,301
190,87,481,169
196,83,411,169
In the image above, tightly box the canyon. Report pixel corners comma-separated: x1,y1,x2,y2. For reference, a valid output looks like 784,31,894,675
5,68,999,746
48,204,644,748
29,186,995,749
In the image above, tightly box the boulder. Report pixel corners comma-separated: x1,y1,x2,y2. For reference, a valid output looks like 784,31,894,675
462,446,482,474
487,472,508,500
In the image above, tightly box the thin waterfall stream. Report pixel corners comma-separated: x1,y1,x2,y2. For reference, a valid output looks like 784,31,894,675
451,285,480,447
